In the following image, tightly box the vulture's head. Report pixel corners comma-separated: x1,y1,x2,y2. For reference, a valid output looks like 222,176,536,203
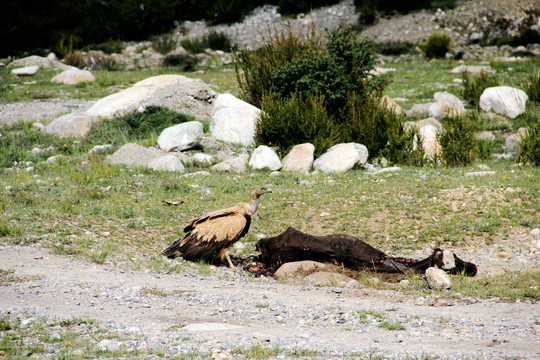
250,186,272,200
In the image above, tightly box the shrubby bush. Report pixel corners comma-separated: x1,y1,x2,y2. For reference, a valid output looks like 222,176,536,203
438,115,477,167
237,25,406,160
518,119,540,166
460,70,499,108
181,31,232,54
523,70,540,103
162,54,199,71
374,41,416,56
86,106,194,145
420,33,451,59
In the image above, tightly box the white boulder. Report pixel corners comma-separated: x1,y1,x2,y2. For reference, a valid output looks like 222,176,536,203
429,92,466,119
51,68,96,85
106,143,167,168
282,143,315,173
45,112,99,138
11,66,40,76
313,143,368,173
211,155,248,173
249,145,281,171
210,93,260,146
425,267,452,289
148,155,185,172
418,124,442,160
157,121,203,152
479,86,528,119
87,75,217,119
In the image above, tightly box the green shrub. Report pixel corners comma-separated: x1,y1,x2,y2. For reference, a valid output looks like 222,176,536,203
63,51,84,68
151,33,177,55
438,116,477,167
489,28,540,47
518,117,540,166
86,106,194,145
523,70,540,103
460,70,499,108
206,31,232,52
162,54,199,71
255,93,339,157
382,124,425,166
237,25,399,158
374,41,416,56
476,139,494,161
420,33,451,59
181,31,233,54
181,38,204,54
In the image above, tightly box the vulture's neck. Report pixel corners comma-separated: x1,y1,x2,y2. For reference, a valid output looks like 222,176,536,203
246,199,260,215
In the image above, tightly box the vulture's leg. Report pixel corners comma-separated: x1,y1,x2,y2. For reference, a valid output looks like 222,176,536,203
219,248,236,268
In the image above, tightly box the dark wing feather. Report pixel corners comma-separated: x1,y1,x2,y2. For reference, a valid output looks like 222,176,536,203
162,205,250,260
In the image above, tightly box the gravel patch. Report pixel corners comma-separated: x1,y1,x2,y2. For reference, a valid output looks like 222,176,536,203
0,99,95,125
1,245,539,359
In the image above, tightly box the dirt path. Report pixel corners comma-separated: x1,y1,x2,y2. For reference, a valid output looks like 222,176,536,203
0,245,538,359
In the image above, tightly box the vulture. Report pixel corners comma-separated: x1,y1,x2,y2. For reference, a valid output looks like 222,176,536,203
161,186,272,267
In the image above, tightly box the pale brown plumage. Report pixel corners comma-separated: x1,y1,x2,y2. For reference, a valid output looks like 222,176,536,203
161,186,271,267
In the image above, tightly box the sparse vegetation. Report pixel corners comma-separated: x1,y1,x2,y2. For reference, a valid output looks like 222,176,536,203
420,33,451,59
460,70,500,108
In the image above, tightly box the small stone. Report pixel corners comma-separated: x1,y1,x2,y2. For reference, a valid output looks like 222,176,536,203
425,267,451,289
530,228,540,236
497,251,512,259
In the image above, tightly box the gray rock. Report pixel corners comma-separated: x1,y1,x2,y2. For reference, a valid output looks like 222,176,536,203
313,143,368,173
249,145,281,171
406,103,432,118
148,154,185,172
106,143,167,168
8,53,72,70
404,117,444,133
479,86,528,119
476,131,496,141
11,66,40,76
87,75,217,120
450,65,494,74
210,93,260,146
157,121,203,152
88,144,113,155
505,127,528,152
51,68,96,85
381,95,404,115
95,339,122,352
425,267,451,289
274,261,328,280
417,124,441,160
282,143,315,173
429,91,466,119
45,112,99,138
210,155,248,173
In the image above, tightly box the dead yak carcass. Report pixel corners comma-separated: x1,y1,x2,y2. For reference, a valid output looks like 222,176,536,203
255,227,477,276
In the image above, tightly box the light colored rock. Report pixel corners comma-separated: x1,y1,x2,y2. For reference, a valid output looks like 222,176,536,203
505,127,528,152
274,261,328,280
381,95,404,115
450,65,495,74
404,117,444,133
51,68,96,85
210,155,248,173
479,86,528,119
11,66,40,76
417,125,441,159
46,155,67,164
429,92,466,119
282,143,315,173
106,143,167,168
425,267,451,289
406,103,432,117
372,166,401,174
87,75,217,119
8,53,72,70
88,144,113,155
210,93,260,146
305,272,356,286
476,131,496,141
32,122,45,132
148,155,185,172
530,228,540,236
45,112,99,138
188,153,213,164
313,143,368,173
157,121,203,152
249,145,281,171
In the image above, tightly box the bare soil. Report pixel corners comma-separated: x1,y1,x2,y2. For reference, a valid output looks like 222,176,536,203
1,244,539,359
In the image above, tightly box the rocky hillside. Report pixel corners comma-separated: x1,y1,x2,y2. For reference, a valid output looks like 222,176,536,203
177,0,540,50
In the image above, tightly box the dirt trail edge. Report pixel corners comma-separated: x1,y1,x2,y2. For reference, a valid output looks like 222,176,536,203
1,245,539,359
